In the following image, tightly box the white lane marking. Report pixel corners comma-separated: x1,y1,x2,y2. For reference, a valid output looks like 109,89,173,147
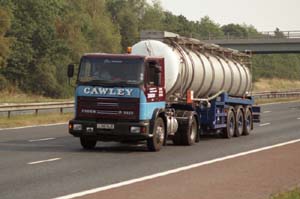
297,118,300,120
29,138,56,142
54,138,300,199
259,123,271,127
263,111,272,113
0,123,67,131
28,158,61,165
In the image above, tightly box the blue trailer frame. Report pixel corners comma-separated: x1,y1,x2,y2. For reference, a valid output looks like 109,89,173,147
197,92,260,131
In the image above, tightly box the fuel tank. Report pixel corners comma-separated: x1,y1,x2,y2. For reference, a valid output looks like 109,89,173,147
132,38,252,99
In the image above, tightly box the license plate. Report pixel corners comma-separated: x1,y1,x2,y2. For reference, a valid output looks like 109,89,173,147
97,123,114,130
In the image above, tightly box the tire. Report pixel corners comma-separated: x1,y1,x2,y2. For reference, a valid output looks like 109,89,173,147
173,115,198,146
147,117,165,152
80,137,97,150
222,108,235,138
195,125,201,143
243,108,252,136
181,116,198,145
234,108,244,137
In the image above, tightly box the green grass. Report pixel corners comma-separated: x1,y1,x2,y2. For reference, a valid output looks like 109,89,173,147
271,188,300,199
253,78,300,92
0,90,72,104
0,112,73,129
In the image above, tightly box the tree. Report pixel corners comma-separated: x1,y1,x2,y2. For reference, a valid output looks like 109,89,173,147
139,0,165,31
242,24,260,37
196,16,224,39
0,6,11,68
221,23,248,39
274,27,285,38
106,0,142,50
3,0,67,96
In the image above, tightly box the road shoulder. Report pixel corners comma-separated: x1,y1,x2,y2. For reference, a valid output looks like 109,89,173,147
78,141,300,199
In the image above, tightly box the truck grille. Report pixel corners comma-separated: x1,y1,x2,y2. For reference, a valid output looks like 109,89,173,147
77,97,139,120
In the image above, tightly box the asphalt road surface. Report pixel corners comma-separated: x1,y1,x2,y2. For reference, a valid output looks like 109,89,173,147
0,101,299,199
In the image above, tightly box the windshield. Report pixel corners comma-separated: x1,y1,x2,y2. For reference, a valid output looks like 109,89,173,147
78,57,144,85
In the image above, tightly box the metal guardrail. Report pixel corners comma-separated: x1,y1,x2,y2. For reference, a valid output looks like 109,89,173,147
252,90,300,99
0,102,74,118
0,91,300,118
202,30,300,40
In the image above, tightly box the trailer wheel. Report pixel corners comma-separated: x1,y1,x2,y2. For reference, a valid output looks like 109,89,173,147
243,108,252,136
147,117,165,152
223,108,235,138
80,137,97,150
235,108,244,137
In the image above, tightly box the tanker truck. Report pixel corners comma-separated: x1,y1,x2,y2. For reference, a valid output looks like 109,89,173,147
67,31,260,151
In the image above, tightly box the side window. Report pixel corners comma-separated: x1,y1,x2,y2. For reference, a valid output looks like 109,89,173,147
146,61,161,86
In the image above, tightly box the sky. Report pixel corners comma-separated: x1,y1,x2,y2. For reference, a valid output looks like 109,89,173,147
157,0,300,31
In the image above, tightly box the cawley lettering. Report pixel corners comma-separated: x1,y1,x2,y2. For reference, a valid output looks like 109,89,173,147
83,87,134,96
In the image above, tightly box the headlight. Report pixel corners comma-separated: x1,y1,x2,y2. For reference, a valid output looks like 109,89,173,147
130,126,141,133
73,124,82,131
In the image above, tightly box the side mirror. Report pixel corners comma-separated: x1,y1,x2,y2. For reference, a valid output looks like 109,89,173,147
67,64,74,78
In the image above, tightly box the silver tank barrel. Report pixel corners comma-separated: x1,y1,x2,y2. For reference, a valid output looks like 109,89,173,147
132,32,252,99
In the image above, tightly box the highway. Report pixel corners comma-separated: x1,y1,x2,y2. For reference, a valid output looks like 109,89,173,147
0,101,299,199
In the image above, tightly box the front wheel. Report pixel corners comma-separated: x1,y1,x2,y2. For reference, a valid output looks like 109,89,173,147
147,117,165,152
80,137,97,150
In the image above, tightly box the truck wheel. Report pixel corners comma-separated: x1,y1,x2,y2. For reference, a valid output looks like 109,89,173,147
80,137,97,150
172,130,182,145
181,116,198,145
243,108,252,136
147,117,165,152
234,108,244,137
223,108,235,138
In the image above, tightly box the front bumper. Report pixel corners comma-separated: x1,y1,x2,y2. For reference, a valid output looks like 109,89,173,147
69,119,150,142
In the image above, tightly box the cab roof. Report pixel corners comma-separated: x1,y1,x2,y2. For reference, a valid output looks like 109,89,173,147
83,53,146,59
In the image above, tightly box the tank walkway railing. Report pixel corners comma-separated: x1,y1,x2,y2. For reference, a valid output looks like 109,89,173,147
201,30,300,41
0,91,300,118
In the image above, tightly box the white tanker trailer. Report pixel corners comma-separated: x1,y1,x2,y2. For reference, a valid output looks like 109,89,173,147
68,31,260,152
132,31,252,99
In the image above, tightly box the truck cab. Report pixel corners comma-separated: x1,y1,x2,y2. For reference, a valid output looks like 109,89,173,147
68,54,168,151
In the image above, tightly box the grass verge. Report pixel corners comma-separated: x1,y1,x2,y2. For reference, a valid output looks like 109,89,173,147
271,188,300,199
253,78,300,92
255,97,300,105
0,90,71,104
0,112,73,129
